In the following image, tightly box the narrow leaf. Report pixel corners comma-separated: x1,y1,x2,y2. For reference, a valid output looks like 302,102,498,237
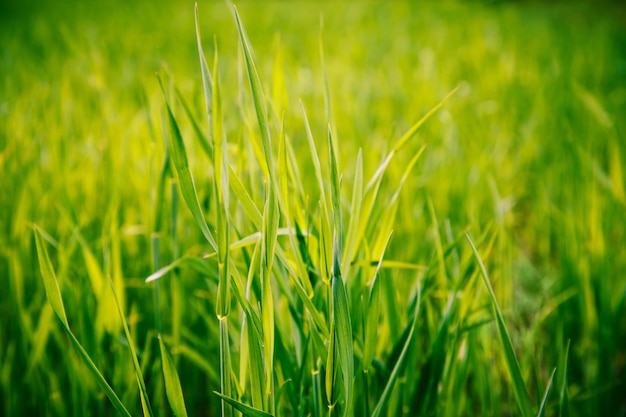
212,391,274,417
159,336,189,417
466,233,534,417
157,75,218,252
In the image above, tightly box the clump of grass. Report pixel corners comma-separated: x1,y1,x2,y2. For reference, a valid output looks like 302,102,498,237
4,1,624,416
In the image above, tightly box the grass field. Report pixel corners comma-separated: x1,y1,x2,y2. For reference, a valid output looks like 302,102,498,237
1,0,625,416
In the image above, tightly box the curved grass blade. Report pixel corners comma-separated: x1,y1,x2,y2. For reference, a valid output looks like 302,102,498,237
371,276,422,417
34,225,68,327
363,231,393,373
159,336,189,417
331,245,353,416
537,367,556,417
157,74,218,252
328,126,342,257
108,276,154,417
559,340,571,417
233,6,274,179
212,391,273,417
34,226,132,417
466,232,534,417
366,85,458,191
342,149,362,277
194,2,214,139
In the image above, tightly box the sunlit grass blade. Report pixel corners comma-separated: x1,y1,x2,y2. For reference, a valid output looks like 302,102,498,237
34,225,68,327
233,5,274,180
157,74,218,252
261,183,279,407
537,367,556,417
328,126,342,257
342,149,362,277
466,232,534,417
34,226,132,417
194,2,213,137
366,85,458,191
212,392,273,417
159,336,189,417
146,256,213,284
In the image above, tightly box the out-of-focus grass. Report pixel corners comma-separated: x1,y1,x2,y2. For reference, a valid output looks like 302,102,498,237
1,0,625,416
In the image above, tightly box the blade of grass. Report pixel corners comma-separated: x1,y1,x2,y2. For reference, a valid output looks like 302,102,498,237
559,340,571,417
341,149,362,278
234,5,274,180
537,368,556,417
331,242,354,416
366,85,458,192
157,74,218,252
34,225,132,417
371,275,423,417
328,126,342,257
466,232,534,417
212,392,273,417
108,276,154,417
159,336,189,417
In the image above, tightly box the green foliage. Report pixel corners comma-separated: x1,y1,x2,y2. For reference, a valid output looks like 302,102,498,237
3,1,625,416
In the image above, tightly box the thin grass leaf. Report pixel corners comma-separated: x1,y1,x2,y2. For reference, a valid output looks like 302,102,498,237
331,244,354,416
319,16,334,133
363,231,393,373
234,6,274,179
366,85,458,191
194,2,214,138
157,74,218,252
261,184,279,405
371,276,422,417
537,368,557,417
466,232,534,417
212,392,274,417
560,340,571,417
34,226,132,417
159,336,189,417
342,149,362,277
34,225,68,327
108,277,154,417
328,126,342,256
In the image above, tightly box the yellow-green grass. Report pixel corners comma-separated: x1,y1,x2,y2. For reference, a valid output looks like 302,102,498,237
1,0,625,416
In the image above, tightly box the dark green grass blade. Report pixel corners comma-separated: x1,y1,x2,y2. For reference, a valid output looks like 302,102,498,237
371,277,422,417
537,368,556,417
34,226,132,417
212,392,274,417
363,230,393,372
332,245,354,416
157,75,218,252
560,340,571,417
108,277,154,417
159,336,189,417
466,233,534,417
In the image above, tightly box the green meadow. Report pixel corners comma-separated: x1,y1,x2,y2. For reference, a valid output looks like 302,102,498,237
1,0,625,415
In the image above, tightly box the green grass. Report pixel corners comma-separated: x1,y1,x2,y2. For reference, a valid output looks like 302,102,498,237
1,0,626,416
